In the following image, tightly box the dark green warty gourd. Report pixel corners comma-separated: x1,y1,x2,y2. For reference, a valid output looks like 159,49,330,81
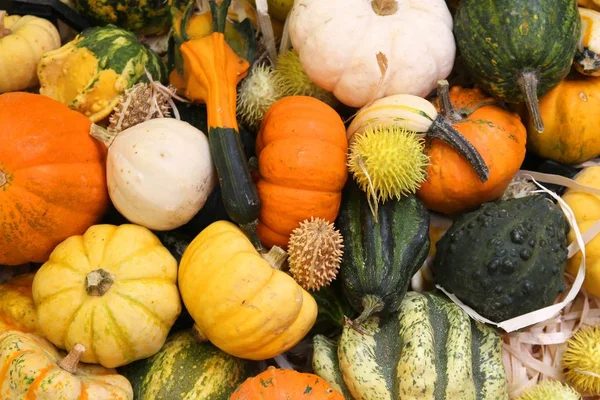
433,195,569,322
453,0,581,133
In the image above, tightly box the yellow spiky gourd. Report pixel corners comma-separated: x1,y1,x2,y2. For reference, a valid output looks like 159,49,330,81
287,217,344,291
347,125,429,203
516,380,581,400
236,63,280,130
563,325,600,396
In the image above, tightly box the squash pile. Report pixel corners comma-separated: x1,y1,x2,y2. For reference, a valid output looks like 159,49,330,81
2,0,600,399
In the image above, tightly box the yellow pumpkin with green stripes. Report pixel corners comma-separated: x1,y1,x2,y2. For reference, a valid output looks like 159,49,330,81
313,291,509,400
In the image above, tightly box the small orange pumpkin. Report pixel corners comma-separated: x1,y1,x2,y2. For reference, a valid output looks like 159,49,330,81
230,367,344,400
417,82,527,214
255,96,348,248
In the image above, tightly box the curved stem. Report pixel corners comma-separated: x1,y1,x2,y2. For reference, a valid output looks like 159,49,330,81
518,70,544,133
240,220,264,252
0,12,11,39
371,0,398,16
90,124,117,148
210,0,232,33
351,294,384,330
436,80,462,122
86,269,115,296
261,245,288,270
57,344,86,374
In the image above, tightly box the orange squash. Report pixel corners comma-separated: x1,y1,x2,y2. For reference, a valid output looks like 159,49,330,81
0,92,109,265
255,96,348,248
230,367,344,400
417,82,527,214
526,73,600,164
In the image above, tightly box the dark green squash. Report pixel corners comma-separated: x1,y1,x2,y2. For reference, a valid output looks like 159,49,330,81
118,329,256,399
312,291,509,399
453,0,581,133
433,195,569,322
310,280,358,335
337,180,430,325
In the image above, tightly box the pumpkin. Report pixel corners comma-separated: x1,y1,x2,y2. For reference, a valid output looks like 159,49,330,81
526,73,600,165
287,0,456,108
576,7,600,76
90,119,217,231
562,166,600,298
32,224,182,368
170,0,262,249
119,329,255,399
256,96,348,249
0,12,60,94
178,220,317,360
231,366,344,399
0,331,133,399
433,195,570,322
454,0,581,132
0,274,36,334
0,92,108,266
417,82,527,214
38,24,167,123
312,291,509,399
580,0,600,10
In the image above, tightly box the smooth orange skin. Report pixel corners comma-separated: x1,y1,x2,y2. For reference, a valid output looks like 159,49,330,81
255,96,348,248
0,92,108,265
230,367,344,400
417,86,527,214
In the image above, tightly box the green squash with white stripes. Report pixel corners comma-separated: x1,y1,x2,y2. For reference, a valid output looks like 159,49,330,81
118,329,255,399
312,291,509,400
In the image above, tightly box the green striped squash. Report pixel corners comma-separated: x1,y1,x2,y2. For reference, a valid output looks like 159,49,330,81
313,291,509,400
118,329,255,399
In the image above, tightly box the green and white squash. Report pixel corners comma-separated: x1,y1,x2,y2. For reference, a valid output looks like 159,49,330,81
453,0,581,132
575,7,600,76
118,329,255,399
337,180,430,324
433,195,569,322
312,291,509,400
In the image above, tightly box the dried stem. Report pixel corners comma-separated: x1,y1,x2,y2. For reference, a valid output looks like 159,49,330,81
371,0,398,15
0,169,6,188
85,269,115,296
57,344,86,374
0,11,11,39
262,245,288,270
518,70,544,133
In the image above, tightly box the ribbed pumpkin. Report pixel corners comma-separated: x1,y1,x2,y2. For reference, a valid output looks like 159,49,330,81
32,224,182,368
312,291,509,399
256,96,348,248
526,73,600,164
0,331,133,399
417,82,527,214
0,92,108,266
0,274,37,333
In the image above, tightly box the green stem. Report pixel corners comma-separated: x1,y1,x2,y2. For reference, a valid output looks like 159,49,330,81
351,295,384,330
179,0,196,42
240,220,265,253
210,0,232,33
517,70,544,133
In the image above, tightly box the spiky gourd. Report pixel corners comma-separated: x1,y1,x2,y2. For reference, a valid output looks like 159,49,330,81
516,380,581,400
288,217,344,291
563,325,600,395
236,64,280,130
108,83,173,132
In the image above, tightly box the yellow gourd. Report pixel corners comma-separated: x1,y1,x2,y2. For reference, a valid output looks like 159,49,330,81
562,166,600,297
178,221,318,360
32,224,182,368
0,12,61,93
0,273,37,334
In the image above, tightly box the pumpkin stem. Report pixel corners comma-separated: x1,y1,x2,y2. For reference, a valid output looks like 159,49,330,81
89,124,118,148
350,294,384,331
262,245,288,270
0,11,10,39
0,169,7,188
210,0,232,33
86,269,115,296
436,80,462,122
57,344,86,374
371,0,398,16
518,70,544,133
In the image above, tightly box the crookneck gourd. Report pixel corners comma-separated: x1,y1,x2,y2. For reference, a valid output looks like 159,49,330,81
312,291,509,400
454,0,581,132
337,180,430,325
433,195,570,322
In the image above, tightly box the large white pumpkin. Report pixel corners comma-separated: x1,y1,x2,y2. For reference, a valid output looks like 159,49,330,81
288,0,456,108
101,118,216,231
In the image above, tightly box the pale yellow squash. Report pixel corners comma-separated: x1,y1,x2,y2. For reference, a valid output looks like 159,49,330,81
32,224,182,368
178,221,318,360
0,273,37,334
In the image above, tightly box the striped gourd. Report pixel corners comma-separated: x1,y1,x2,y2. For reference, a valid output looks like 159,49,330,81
118,329,255,400
313,292,509,400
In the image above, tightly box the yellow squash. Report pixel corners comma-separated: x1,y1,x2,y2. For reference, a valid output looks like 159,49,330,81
562,166,600,298
0,273,37,334
0,330,133,399
32,224,182,368
178,221,318,360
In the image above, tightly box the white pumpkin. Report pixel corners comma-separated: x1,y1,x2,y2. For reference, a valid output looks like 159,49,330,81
288,0,456,108
92,118,216,231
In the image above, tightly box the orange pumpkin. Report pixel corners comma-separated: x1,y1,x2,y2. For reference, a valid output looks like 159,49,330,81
0,92,109,265
230,367,344,400
255,96,348,248
417,82,527,214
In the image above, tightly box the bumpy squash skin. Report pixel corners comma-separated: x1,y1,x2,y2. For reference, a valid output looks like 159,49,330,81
433,195,569,322
454,0,580,103
119,330,254,399
0,273,36,334
337,180,430,318
312,292,509,400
